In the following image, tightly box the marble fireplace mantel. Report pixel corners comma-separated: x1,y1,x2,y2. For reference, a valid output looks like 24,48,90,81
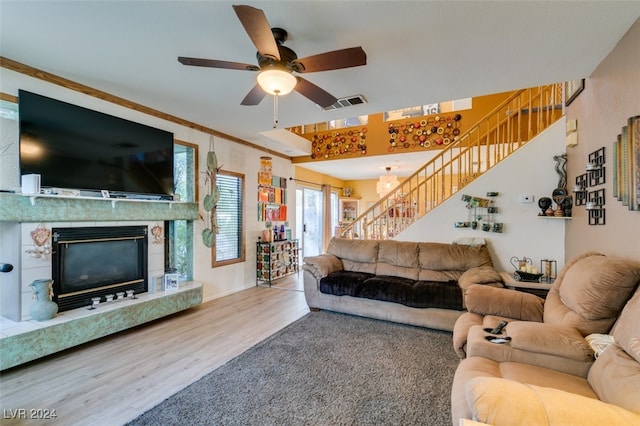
0,193,203,369
0,193,199,223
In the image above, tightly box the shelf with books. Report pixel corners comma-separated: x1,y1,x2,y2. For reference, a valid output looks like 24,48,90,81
258,174,288,222
256,239,299,286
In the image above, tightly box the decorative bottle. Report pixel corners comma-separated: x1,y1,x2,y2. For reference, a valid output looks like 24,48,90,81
30,279,58,321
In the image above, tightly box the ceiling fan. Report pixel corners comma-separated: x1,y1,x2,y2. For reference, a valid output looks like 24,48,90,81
178,4,367,108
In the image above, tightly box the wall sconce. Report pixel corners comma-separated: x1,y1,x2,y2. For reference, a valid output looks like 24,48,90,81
587,188,606,225
572,174,588,206
587,147,606,186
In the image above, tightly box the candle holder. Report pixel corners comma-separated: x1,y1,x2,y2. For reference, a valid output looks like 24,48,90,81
88,297,101,310
540,259,557,283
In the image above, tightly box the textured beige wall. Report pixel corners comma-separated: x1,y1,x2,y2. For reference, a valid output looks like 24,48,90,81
564,18,640,261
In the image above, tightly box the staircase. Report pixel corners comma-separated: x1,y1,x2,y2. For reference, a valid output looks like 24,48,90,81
341,84,564,240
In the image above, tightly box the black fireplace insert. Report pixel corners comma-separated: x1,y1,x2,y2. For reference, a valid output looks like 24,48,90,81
52,226,148,311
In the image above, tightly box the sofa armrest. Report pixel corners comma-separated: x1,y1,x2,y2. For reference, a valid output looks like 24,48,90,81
302,254,343,280
458,266,504,291
465,377,640,425
464,285,544,322
508,322,594,361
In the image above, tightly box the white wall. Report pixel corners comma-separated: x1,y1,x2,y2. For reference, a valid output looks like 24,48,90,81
398,119,567,272
564,18,640,260
0,68,295,303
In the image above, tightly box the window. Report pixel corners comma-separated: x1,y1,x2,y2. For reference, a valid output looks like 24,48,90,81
212,170,245,267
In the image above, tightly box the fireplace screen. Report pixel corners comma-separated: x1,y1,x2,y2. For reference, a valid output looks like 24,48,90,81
61,239,142,291
52,226,148,311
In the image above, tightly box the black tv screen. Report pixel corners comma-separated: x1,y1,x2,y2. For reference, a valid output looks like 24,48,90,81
18,89,174,198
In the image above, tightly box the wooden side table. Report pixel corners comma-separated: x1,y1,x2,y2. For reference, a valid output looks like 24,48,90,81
500,271,552,299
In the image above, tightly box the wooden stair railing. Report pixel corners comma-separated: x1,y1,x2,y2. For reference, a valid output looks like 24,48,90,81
340,84,564,240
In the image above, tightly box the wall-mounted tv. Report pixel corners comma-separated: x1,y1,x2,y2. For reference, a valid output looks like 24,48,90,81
19,89,174,199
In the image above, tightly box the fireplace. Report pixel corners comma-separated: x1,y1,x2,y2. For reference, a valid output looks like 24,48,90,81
52,226,148,312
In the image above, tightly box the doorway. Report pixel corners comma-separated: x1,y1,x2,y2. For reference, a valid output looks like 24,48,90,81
296,187,324,258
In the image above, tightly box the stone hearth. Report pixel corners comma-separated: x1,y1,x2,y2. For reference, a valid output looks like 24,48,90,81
0,282,202,370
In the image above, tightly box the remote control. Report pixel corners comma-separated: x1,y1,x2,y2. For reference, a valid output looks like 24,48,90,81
489,320,508,335
485,336,512,344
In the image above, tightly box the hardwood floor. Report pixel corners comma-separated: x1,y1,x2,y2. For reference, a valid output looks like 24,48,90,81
0,274,309,426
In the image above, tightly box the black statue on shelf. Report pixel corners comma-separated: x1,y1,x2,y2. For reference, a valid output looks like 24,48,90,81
538,197,552,215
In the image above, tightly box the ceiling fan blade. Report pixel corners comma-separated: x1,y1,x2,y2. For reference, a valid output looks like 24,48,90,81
241,84,267,106
232,5,280,61
178,56,258,71
294,77,337,108
294,47,367,73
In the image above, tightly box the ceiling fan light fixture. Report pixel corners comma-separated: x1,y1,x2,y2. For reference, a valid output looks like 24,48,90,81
257,68,297,96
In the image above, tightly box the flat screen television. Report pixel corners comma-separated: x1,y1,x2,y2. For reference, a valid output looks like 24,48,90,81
18,89,174,199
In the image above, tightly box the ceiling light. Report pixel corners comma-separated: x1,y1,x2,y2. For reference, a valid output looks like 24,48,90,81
376,167,399,198
257,68,297,96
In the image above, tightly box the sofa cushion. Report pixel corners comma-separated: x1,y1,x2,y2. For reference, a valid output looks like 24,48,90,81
465,376,640,425
327,238,379,263
326,238,378,273
376,240,420,280
611,286,640,364
418,242,493,270
358,276,463,309
451,356,597,424
417,242,493,281
588,344,640,415
319,272,464,310
587,287,640,415
542,253,640,336
557,255,640,321
319,271,374,297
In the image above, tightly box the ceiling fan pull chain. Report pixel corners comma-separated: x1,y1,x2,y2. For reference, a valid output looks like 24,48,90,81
273,90,280,128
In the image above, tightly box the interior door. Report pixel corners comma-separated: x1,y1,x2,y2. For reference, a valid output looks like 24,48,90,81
296,187,323,258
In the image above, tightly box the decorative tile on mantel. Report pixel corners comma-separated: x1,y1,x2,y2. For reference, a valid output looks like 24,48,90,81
0,193,198,222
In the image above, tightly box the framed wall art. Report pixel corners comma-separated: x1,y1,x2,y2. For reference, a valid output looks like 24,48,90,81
629,115,640,211
565,79,585,106
164,272,179,292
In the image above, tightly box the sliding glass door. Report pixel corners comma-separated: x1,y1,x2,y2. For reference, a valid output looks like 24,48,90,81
296,187,323,258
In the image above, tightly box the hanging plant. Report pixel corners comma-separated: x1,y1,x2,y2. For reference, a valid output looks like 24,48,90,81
202,136,221,248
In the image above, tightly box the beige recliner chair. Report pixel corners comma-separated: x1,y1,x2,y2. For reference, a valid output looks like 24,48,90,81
452,251,640,376
451,277,640,425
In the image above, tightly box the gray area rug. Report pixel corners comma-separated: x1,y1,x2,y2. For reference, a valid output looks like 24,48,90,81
128,311,459,425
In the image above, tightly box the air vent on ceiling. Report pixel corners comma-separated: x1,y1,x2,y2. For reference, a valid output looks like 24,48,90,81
320,94,367,111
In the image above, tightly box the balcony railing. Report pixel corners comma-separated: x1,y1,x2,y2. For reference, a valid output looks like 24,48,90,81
340,84,563,240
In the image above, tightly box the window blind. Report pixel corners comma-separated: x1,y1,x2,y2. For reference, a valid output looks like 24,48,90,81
215,173,244,262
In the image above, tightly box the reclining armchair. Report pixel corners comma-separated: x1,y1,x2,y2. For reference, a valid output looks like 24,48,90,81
452,251,640,376
451,276,640,425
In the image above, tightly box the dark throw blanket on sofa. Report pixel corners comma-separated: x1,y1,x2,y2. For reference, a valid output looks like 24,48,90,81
319,271,464,310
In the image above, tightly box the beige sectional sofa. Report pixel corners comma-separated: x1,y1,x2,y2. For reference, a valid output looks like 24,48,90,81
302,238,503,331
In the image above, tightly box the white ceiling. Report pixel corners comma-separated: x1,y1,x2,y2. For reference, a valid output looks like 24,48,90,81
1,1,638,180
